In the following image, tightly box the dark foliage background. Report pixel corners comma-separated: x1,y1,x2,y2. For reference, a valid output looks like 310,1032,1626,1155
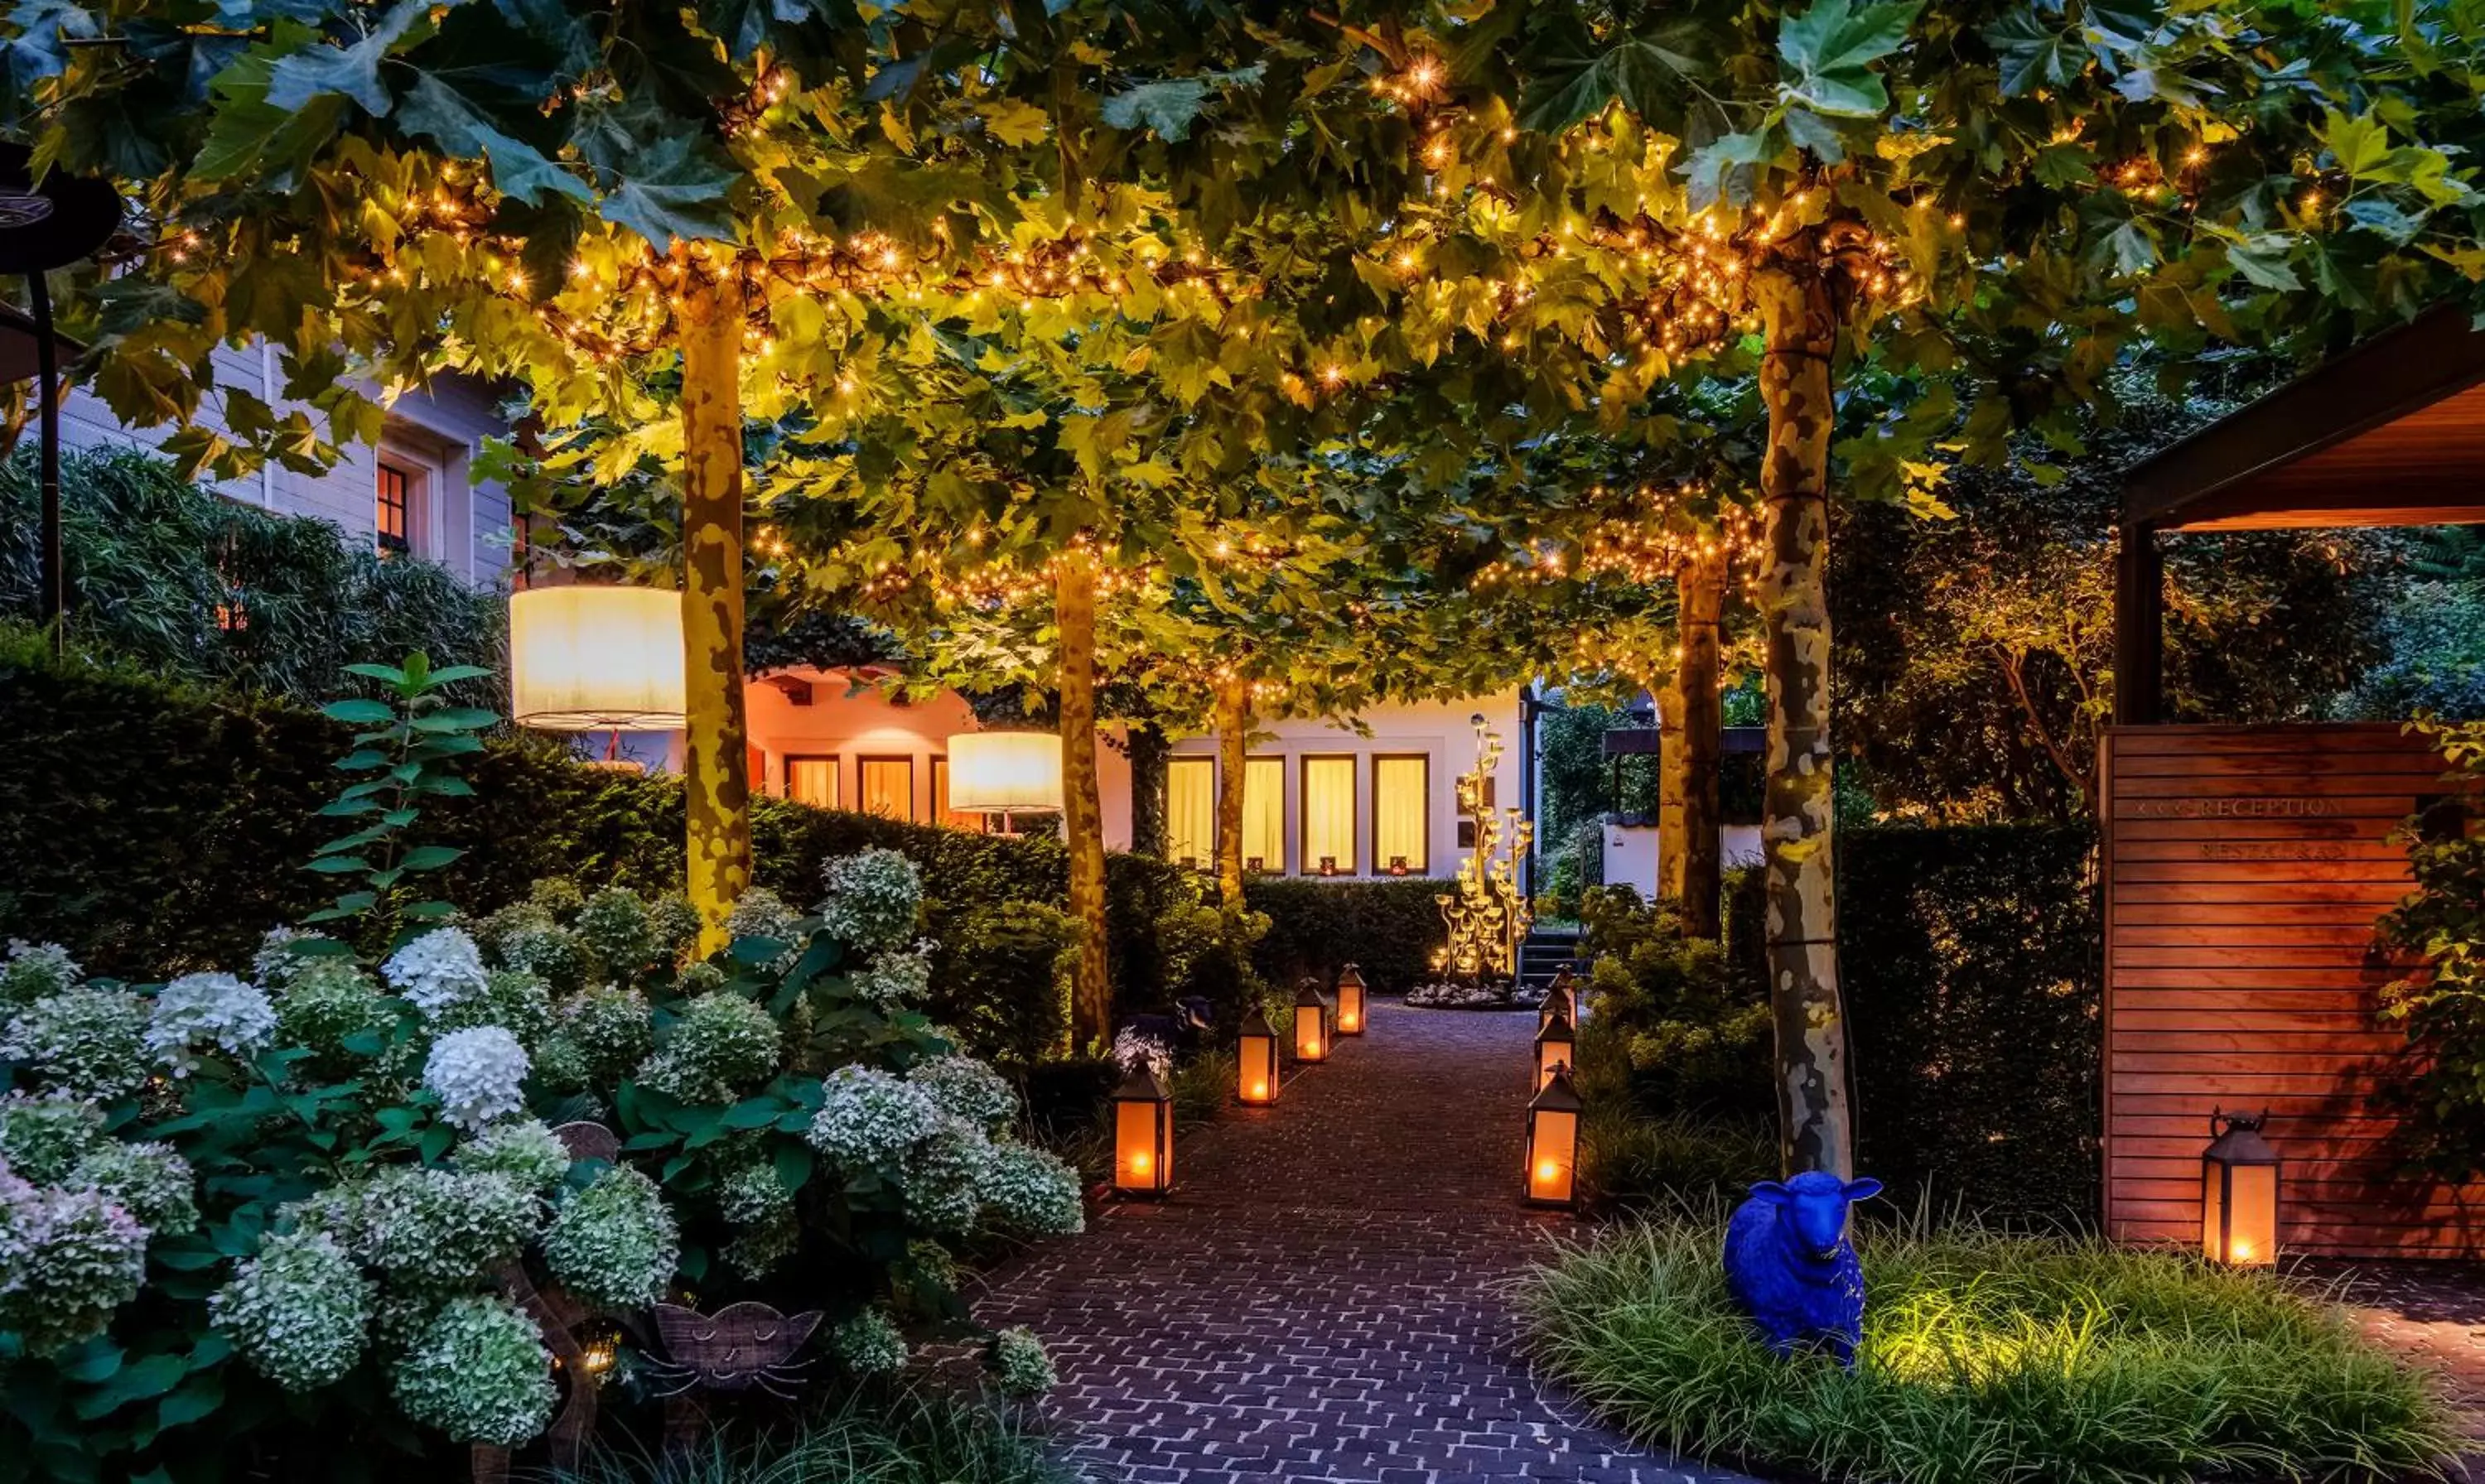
1247,876,1451,995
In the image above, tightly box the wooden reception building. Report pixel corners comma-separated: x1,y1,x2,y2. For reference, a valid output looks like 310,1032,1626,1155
2107,308,2485,1258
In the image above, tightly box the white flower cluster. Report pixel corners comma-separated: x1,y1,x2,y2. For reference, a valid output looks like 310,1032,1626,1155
717,1159,799,1279
423,1025,530,1132
849,945,933,1007
210,1228,373,1391
146,972,277,1076
69,1140,198,1236
987,1326,1056,1399
975,1142,1086,1236
818,849,923,957
573,888,658,976
390,1294,557,1446
347,1166,538,1291
456,1120,572,1195
807,1066,942,1168
274,956,391,1062
829,1307,907,1376
0,1159,148,1356
0,985,152,1099
542,1165,676,1309
1111,1025,1174,1081
0,940,80,1011
636,992,779,1103
556,984,655,1084
383,929,490,1018
900,1120,985,1234
252,926,304,985
910,1055,1019,1129
725,886,799,945
0,1091,104,1183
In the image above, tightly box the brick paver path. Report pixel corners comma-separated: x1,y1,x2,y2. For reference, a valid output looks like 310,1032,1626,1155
973,998,1762,1484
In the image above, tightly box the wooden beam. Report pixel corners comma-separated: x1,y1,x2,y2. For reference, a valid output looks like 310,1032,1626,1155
2113,521,2163,726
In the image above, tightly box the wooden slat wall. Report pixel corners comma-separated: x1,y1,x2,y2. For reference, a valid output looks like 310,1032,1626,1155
2102,724,2485,1258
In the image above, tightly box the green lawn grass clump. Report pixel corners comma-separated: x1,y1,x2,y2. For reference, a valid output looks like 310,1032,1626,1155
562,1384,1071,1483
1520,1218,2458,1484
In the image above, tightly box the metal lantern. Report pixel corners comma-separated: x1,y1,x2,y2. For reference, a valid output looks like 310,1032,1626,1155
1318,855,1339,877
2202,1110,2280,1267
1334,963,1368,1037
1533,1002,1575,1091
509,586,688,731
1112,1066,1174,1197
1537,966,1577,1034
1237,1007,1280,1106
1293,980,1331,1063
1525,1066,1584,1209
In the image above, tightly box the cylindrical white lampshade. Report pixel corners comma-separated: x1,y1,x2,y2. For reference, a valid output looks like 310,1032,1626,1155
509,586,687,731
945,730,1064,813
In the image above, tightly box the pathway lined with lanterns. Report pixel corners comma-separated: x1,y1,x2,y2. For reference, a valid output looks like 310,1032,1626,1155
974,998,1760,1484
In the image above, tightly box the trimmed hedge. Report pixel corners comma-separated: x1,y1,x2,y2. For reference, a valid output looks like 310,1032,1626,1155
1247,876,1447,994
1720,829,2099,1223
0,633,1194,1019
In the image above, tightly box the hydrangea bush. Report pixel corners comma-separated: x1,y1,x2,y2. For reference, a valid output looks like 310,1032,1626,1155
0,841,1079,1476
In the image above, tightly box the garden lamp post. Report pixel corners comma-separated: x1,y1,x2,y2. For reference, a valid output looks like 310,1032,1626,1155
1237,1007,1280,1106
509,586,689,766
1112,1065,1174,1197
2202,1110,2280,1267
1533,1002,1575,1091
1334,963,1367,1037
1294,980,1331,1064
1525,1066,1584,1209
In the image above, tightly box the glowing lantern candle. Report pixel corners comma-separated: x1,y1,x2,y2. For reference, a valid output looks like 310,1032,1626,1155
1335,963,1368,1036
1294,980,1331,1063
1538,966,1577,1034
944,730,1065,814
1112,1066,1174,1197
509,586,687,731
1237,1007,1280,1106
1525,1066,1583,1208
2202,1110,2280,1267
1533,1003,1575,1091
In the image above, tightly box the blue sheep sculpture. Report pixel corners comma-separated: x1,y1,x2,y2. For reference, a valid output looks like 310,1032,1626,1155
1722,1170,1883,1369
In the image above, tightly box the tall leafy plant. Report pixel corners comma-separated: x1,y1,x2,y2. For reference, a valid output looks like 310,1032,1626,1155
2377,721,2485,1178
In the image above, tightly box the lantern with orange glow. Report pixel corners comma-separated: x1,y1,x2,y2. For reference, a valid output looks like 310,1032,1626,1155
509,586,687,732
1293,981,1331,1063
1538,966,1576,1034
1237,1008,1280,1106
1533,1003,1575,1091
1335,964,1367,1036
2202,1110,2280,1267
1524,1066,1583,1208
1112,1066,1174,1197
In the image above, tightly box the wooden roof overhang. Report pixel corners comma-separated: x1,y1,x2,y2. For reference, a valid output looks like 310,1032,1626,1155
2115,306,2485,723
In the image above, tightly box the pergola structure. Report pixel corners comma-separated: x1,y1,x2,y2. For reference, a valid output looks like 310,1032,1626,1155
2104,308,2485,1257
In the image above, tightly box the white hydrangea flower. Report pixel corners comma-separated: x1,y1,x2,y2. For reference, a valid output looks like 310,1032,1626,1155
68,1140,198,1237
391,1295,557,1446
909,1055,1018,1129
1111,1026,1173,1082
850,947,933,1007
252,927,304,985
0,1162,148,1356
0,941,81,1008
807,1066,942,1168
351,1166,538,1289
456,1120,572,1195
900,1116,987,1235
977,1141,1086,1236
828,1308,907,1376
818,849,922,956
211,1228,372,1391
146,972,277,1076
987,1326,1056,1399
422,1026,530,1133
0,987,152,1100
541,1166,677,1309
383,929,490,1018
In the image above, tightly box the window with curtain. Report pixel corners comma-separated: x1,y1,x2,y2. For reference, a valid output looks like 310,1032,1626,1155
1165,758,1216,869
859,757,914,820
1373,754,1429,874
931,757,985,832
786,755,839,807
1242,758,1284,870
1300,756,1357,874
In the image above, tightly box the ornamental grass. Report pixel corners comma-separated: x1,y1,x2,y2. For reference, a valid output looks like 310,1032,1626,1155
1519,1217,2458,1484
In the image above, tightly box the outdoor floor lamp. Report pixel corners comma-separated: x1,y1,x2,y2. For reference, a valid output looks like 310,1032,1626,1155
1237,1008,1280,1107
2202,1110,2280,1267
1112,1066,1174,1198
1294,980,1331,1063
1334,963,1367,1036
1533,1002,1575,1091
1525,1067,1583,1209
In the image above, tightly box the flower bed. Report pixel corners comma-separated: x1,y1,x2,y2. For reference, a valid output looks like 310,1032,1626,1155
1405,979,1545,1010
1520,1217,2457,1484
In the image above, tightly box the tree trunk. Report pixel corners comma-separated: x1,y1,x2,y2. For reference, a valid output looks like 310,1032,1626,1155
1213,675,1250,909
1754,262,1853,1179
1127,720,1170,860
679,267,752,955
1657,667,1688,903
1056,547,1112,1044
1675,542,1727,939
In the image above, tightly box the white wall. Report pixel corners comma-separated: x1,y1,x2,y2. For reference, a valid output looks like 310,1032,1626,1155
1602,820,1770,899
743,669,981,826
58,344,514,584
1155,694,1527,879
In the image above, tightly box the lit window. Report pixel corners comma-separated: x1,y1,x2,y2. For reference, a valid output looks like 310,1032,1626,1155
931,756,985,832
1374,754,1429,874
375,462,412,555
1300,755,1357,875
1166,757,1215,869
786,756,839,807
1242,757,1284,870
859,757,913,820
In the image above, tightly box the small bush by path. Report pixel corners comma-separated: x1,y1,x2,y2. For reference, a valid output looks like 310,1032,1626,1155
556,1384,1071,1484
1520,1217,2457,1484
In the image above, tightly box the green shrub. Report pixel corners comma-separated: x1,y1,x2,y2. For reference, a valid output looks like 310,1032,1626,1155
2376,720,2485,1178
1247,877,1445,993
1573,1020,1775,1208
1578,885,1772,1120
565,1383,1072,1484
1522,1216,2456,1484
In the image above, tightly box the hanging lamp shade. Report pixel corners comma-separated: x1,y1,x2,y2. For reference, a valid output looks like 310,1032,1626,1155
509,586,687,731
944,730,1064,813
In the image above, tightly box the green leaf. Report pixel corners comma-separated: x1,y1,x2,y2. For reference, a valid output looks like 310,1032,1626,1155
1778,0,1919,118
157,1374,223,1431
1100,66,1262,143
423,664,492,686
1984,10,2080,97
340,663,408,683
1516,16,1715,134
319,699,397,725
412,707,499,731
396,73,589,207
73,1355,190,1420
2320,108,2393,179
577,99,740,248
398,845,464,871
263,0,432,116
305,856,372,874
